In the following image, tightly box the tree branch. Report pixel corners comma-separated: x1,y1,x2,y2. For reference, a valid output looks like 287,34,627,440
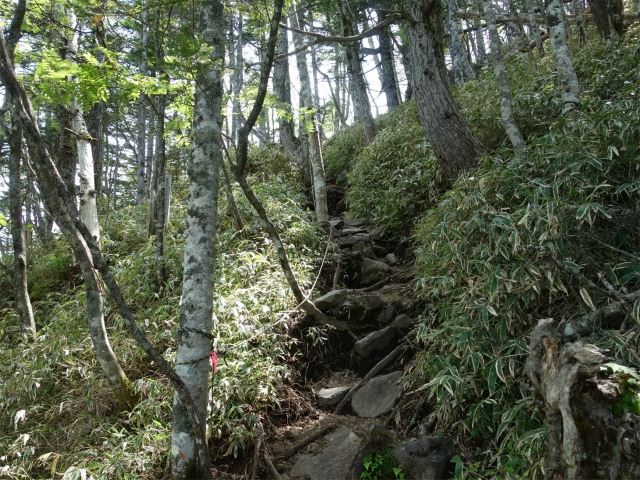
278,14,400,44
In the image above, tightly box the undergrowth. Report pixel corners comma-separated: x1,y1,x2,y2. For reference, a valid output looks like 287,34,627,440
410,37,640,478
0,176,327,479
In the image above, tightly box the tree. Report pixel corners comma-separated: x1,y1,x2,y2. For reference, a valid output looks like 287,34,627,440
169,0,225,476
405,0,486,181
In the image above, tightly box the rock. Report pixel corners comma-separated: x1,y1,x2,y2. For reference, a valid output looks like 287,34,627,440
351,371,403,418
370,228,384,242
335,198,347,216
354,326,397,357
342,227,367,235
290,426,360,480
344,219,365,227
350,294,383,310
371,243,388,257
329,218,344,229
337,233,370,247
393,437,456,480
394,314,416,330
361,258,391,286
384,253,397,265
352,241,377,259
317,386,351,406
352,424,398,480
314,290,348,310
378,305,395,323
330,226,341,239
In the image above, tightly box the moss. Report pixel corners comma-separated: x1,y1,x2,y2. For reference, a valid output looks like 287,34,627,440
612,382,640,417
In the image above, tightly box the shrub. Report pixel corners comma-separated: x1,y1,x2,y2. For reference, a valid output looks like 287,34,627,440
346,102,443,236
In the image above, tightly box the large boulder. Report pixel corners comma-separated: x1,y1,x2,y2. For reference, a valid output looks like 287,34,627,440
337,233,371,247
354,326,397,357
290,426,361,480
361,258,391,286
344,219,365,227
351,371,403,418
350,294,383,310
352,241,377,259
314,290,348,310
393,437,456,480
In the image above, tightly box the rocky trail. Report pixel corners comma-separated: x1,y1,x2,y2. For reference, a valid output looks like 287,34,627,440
212,187,457,480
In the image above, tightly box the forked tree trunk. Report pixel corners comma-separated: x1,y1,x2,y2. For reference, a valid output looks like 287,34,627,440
406,0,486,181
274,20,298,158
484,0,527,155
376,8,401,108
169,2,224,478
545,0,581,119
526,319,640,479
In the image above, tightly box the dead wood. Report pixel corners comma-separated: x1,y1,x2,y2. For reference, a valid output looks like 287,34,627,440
525,318,640,479
263,451,284,480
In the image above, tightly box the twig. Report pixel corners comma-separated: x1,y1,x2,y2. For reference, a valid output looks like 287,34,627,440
277,424,337,460
584,234,640,263
383,393,407,428
335,341,408,414
263,451,284,480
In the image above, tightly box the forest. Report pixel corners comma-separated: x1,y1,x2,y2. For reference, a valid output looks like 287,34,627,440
1,0,639,478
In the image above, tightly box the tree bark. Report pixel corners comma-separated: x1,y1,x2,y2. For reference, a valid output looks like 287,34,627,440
590,0,624,39
169,2,224,478
473,0,489,65
375,8,401,108
406,0,486,181
545,0,581,118
291,3,329,229
338,0,375,143
484,0,527,155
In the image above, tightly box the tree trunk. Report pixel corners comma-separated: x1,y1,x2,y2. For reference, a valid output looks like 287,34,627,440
154,88,167,286
291,3,329,228
146,100,155,196
473,0,489,66
338,0,375,143
571,0,586,43
526,319,640,479
67,8,101,246
9,114,35,337
4,0,35,338
376,9,400,108
406,0,486,181
136,9,148,205
231,17,243,145
484,0,527,155
169,2,224,478
274,18,298,158
448,0,476,85
545,0,581,118
590,0,624,39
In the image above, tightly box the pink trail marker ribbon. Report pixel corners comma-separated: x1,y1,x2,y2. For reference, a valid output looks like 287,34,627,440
211,351,218,372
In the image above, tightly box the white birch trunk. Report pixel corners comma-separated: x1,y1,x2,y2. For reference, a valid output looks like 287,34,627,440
484,0,527,155
170,0,224,477
545,0,581,118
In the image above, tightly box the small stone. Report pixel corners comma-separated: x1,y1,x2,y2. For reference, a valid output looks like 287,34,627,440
384,253,397,265
314,290,348,310
317,386,351,406
394,314,416,330
351,371,403,418
393,437,456,480
361,258,391,286
378,305,395,323
371,243,388,257
344,219,365,227
370,228,384,242
354,326,397,357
